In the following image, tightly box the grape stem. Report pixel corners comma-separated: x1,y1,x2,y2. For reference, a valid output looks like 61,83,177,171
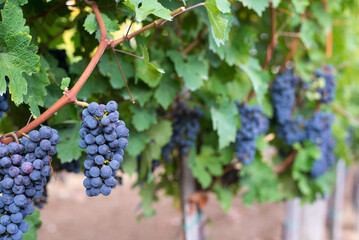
0,1,206,144
73,101,89,108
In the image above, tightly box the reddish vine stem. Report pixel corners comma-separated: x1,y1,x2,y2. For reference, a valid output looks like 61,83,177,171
262,2,277,70
280,35,300,72
112,49,135,104
274,150,298,174
0,3,205,144
126,14,136,38
113,49,143,59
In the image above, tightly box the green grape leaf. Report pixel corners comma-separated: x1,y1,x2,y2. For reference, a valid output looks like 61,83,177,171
154,73,180,109
209,26,254,67
144,120,172,159
190,146,222,188
124,0,172,22
99,52,134,89
83,12,119,40
0,32,40,105
126,132,150,157
210,100,239,149
136,46,164,88
213,182,233,212
0,1,29,46
300,20,317,49
57,123,85,163
240,57,270,105
24,56,51,117
240,160,281,206
0,0,28,6
121,86,153,107
167,50,209,91
131,104,157,131
139,181,157,217
215,0,231,13
60,77,71,90
205,0,230,46
292,0,309,14
121,154,137,175
238,0,269,16
23,210,41,240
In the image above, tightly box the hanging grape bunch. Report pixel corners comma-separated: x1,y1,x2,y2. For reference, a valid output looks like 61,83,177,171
79,101,129,197
161,103,203,162
0,126,60,239
235,104,269,165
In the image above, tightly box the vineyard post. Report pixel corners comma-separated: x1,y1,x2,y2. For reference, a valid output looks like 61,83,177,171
180,154,206,240
353,167,359,231
300,198,328,240
283,198,301,240
329,160,346,240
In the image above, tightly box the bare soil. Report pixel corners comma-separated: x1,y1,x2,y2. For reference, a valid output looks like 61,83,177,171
37,170,359,240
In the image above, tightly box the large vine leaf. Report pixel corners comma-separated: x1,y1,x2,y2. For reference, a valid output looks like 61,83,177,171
240,160,281,206
83,12,119,40
210,99,239,149
143,120,172,159
292,0,309,14
205,0,231,46
167,50,209,91
240,57,270,105
131,104,157,131
154,72,180,109
190,146,223,188
24,56,51,117
0,2,40,104
23,210,42,240
0,1,28,46
237,0,269,16
124,0,172,22
99,52,134,89
209,26,254,67
136,46,164,88
0,33,40,105
213,182,233,212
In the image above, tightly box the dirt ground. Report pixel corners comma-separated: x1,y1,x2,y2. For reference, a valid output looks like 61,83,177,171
37,169,359,240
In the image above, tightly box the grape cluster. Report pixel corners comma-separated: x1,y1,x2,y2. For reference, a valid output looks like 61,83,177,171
161,104,203,162
270,70,300,124
0,126,60,239
276,117,306,145
235,104,268,165
314,67,335,103
306,112,336,177
79,101,129,197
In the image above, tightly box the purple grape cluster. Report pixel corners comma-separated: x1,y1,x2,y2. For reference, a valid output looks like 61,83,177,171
0,126,60,239
161,104,203,162
270,70,300,124
314,67,335,103
276,117,306,145
235,104,268,165
271,71,306,145
306,112,336,177
79,101,129,197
